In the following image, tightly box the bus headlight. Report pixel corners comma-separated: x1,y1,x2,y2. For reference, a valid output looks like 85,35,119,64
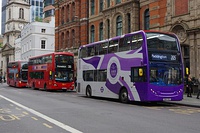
54,84,57,86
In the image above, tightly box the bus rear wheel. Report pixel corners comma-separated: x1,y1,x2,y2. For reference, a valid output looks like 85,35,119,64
119,89,129,103
86,86,92,97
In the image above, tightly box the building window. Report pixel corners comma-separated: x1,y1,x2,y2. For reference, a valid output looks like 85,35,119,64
41,40,46,49
7,35,9,43
44,9,55,18
67,5,70,22
72,29,75,47
61,33,64,48
107,19,110,39
182,45,190,74
19,8,24,19
72,3,75,21
41,29,46,33
61,7,64,24
100,0,103,12
91,25,95,43
91,0,95,15
9,9,11,19
107,0,110,8
66,31,69,47
99,22,103,40
116,15,122,36
127,13,131,33
144,9,149,30
116,0,121,4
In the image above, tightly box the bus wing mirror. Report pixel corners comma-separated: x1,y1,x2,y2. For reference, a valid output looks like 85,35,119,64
139,68,143,76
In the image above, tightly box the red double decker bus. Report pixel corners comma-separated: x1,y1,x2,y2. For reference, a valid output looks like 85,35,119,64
27,52,74,91
7,61,28,87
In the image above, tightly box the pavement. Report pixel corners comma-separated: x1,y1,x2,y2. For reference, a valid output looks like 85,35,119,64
166,94,200,108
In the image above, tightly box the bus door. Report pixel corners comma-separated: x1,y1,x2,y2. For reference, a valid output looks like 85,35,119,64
130,66,147,95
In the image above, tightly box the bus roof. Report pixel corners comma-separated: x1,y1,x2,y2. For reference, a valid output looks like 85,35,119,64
8,61,28,64
29,52,74,60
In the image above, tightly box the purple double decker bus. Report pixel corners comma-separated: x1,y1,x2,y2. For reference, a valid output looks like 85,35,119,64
77,30,184,103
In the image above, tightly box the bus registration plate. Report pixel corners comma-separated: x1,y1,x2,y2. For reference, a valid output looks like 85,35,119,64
62,87,66,90
163,98,171,101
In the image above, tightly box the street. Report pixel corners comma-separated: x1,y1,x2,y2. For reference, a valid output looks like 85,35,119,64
0,83,200,133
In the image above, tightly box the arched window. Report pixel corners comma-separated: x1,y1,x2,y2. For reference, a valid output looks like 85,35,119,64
107,19,110,39
127,13,131,33
116,15,122,36
99,22,103,40
61,32,65,49
144,9,149,30
91,0,95,15
66,31,69,47
67,5,70,22
116,0,121,4
99,0,103,12
72,29,75,47
72,3,75,21
107,0,110,8
61,7,64,24
91,25,95,43
9,9,11,19
19,8,24,19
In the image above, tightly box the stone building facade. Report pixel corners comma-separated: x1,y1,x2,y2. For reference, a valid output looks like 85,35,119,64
140,0,200,78
1,0,30,77
55,0,200,77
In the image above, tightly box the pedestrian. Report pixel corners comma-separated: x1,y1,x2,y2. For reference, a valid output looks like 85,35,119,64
74,77,77,89
186,74,193,97
197,74,200,99
0,75,2,84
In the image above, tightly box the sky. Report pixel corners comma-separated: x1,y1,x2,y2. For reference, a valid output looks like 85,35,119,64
0,0,2,35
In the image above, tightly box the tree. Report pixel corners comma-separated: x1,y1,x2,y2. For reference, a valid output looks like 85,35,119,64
0,43,3,48
35,17,43,22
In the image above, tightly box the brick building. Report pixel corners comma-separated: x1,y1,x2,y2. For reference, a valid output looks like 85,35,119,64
55,0,200,77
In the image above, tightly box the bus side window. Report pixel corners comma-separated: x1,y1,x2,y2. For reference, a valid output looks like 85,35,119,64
87,46,95,57
97,70,107,81
83,70,94,81
119,36,130,52
131,34,143,50
80,47,87,58
94,45,99,55
108,39,118,53
99,42,108,55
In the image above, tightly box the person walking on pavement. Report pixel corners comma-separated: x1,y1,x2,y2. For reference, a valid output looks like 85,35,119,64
186,74,193,97
197,74,200,99
0,74,2,84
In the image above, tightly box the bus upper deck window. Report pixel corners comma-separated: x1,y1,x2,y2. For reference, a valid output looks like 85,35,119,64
80,48,87,58
131,34,143,50
109,40,118,53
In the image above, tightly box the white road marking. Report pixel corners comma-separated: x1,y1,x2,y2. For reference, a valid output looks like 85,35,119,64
0,95,83,133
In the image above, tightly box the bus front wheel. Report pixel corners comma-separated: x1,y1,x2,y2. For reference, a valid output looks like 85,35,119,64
119,88,129,103
86,86,92,97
